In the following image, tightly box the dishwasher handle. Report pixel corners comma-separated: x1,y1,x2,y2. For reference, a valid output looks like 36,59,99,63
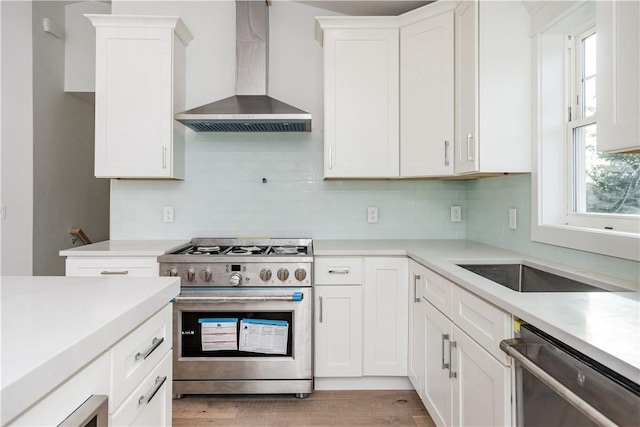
500,339,619,427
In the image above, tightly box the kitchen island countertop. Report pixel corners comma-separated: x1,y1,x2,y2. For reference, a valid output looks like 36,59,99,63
314,239,640,385
0,275,180,425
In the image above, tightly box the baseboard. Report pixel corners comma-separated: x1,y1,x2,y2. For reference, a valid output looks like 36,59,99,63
314,376,413,391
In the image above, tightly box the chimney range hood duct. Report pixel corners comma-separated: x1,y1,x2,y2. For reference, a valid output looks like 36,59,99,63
175,1,311,132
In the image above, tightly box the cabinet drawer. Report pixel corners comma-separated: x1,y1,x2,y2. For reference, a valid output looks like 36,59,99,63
65,257,158,277
315,257,363,285
111,304,172,409
451,286,512,365
110,350,172,426
422,268,453,317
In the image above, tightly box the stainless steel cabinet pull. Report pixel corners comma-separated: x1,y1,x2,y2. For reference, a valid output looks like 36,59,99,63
319,296,323,323
328,146,332,169
466,133,474,161
444,141,450,166
100,270,129,275
441,334,450,370
449,340,457,379
135,337,164,361
414,274,421,302
162,146,167,169
138,375,167,405
327,268,349,274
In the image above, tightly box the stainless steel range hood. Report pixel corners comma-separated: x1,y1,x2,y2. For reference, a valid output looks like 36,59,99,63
175,1,311,132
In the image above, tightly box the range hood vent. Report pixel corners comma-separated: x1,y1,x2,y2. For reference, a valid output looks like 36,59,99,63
175,1,311,132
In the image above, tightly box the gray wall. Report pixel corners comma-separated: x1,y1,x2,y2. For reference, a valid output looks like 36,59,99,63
1,1,110,276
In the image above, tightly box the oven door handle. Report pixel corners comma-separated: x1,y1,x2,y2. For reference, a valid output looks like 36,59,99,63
174,292,304,303
500,339,619,427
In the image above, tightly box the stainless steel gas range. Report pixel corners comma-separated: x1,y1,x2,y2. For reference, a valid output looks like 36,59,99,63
158,238,313,398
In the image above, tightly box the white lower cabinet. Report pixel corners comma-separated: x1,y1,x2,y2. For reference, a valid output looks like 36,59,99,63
422,301,510,427
314,257,409,383
363,257,409,376
314,285,363,377
110,350,172,426
412,263,512,427
408,261,427,396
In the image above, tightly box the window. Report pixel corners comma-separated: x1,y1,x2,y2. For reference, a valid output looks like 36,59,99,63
567,29,639,232
531,0,639,262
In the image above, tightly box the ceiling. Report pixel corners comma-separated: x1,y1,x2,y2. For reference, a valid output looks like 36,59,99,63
294,1,434,16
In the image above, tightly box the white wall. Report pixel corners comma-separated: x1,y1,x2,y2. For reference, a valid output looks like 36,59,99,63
1,1,34,276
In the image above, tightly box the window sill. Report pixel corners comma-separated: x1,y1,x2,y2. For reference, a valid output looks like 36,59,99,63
531,222,640,261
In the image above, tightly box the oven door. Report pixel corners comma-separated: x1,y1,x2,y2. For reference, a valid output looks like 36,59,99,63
173,287,312,381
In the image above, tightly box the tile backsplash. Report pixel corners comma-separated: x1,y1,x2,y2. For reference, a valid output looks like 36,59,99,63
110,131,467,240
110,131,638,282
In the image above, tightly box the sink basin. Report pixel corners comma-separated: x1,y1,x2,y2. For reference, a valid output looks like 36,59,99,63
456,264,619,292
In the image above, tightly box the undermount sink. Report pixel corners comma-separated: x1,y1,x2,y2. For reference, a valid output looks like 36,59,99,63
456,263,624,293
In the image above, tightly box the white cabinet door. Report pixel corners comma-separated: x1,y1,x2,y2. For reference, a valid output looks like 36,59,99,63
454,1,478,175
363,257,409,376
322,27,400,178
401,10,454,177
89,15,190,179
454,0,531,175
314,285,363,377
422,300,453,427
452,325,510,427
408,261,427,396
597,0,640,153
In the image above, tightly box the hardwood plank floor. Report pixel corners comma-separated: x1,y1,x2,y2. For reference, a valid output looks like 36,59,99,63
173,391,436,427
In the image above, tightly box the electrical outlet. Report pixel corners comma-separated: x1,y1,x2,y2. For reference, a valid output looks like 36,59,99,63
509,208,517,230
450,206,462,222
367,207,379,223
163,206,174,223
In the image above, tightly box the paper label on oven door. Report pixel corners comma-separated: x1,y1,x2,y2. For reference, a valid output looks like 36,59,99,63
239,319,288,355
199,318,238,351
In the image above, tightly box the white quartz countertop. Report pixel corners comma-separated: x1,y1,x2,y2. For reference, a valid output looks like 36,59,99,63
314,239,640,384
0,276,180,425
58,239,188,257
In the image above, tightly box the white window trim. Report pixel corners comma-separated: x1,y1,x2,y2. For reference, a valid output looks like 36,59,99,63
531,8,640,262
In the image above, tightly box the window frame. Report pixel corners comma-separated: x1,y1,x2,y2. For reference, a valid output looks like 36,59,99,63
531,0,639,262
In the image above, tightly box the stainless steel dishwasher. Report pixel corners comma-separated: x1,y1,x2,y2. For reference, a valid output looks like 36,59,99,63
500,324,640,427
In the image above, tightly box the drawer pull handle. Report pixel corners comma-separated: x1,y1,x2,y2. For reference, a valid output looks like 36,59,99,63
138,375,167,405
441,334,450,370
449,340,457,379
319,296,323,323
327,268,349,274
135,337,164,361
414,274,421,303
100,270,129,275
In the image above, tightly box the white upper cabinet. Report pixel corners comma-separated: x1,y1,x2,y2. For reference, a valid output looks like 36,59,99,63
454,0,531,175
596,0,640,153
88,15,192,179
316,19,400,178
400,6,455,177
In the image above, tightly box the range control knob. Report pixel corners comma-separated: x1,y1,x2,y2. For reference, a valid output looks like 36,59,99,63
182,268,195,282
260,268,272,281
229,272,242,286
164,268,178,277
199,269,212,282
277,268,289,281
294,268,307,281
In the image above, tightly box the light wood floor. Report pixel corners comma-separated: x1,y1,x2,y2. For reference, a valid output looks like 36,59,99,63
173,390,436,427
